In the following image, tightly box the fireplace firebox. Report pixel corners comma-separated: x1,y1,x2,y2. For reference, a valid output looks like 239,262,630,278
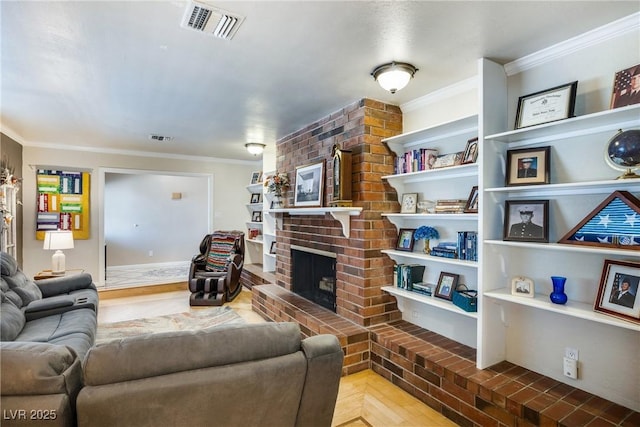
291,245,336,312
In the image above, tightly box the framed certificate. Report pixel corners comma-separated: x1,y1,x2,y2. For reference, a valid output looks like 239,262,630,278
515,81,578,129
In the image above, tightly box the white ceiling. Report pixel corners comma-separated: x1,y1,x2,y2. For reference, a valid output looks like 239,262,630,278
1,1,638,162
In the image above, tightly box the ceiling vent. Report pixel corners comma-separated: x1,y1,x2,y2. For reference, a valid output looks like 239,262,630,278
181,1,244,40
149,134,172,142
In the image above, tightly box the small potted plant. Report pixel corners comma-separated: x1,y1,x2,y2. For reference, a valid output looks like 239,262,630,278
414,225,439,254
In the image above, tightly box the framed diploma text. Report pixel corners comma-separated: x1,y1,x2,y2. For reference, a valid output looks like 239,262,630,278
515,81,578,129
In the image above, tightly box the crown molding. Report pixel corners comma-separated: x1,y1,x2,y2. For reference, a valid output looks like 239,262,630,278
22,141,258,165
400,76,478,113
505,12,640,76
0,123,27,145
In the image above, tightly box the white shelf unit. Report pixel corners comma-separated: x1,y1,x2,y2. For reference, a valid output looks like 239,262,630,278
480,63,640,409
0,183,18,258
261,172,277,273
381,113,480,348
245,182,265,266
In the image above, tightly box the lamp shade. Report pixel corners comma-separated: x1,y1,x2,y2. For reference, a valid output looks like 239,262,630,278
371,62,418,94
43,230,74,250
43,230,74,274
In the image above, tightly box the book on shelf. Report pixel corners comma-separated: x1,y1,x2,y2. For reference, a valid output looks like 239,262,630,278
394,148,439,174
457,231,477,261
430,247,457,259
410,282,433,296
393,264,426,290
434,199,467,214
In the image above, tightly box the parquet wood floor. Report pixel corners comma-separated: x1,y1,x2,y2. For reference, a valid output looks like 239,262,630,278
98,286,458,427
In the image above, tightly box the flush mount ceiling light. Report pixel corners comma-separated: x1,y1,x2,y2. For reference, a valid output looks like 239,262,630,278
245,143,266,155
371,62,418,94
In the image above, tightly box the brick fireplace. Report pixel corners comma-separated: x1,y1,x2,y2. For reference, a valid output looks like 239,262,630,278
271,98,403,327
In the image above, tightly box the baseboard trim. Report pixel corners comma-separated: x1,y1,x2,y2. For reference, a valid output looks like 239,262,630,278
98,282,187,300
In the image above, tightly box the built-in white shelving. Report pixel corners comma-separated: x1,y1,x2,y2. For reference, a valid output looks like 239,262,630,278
484,288,639,332
382,286,478,319
479,57,640,411
382,249,478,268
380,112,480,348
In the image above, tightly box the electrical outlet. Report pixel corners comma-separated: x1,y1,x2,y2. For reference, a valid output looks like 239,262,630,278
563,357,578,379
412,310,420,319
148,250,153,257
565,347,579,361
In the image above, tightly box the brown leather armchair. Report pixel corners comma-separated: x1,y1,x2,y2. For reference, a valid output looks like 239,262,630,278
188,231,245,306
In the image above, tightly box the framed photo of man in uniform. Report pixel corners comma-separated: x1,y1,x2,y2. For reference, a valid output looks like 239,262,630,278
610,63,640,109
595,259,640,325
503,200,549,243
505,146,550,186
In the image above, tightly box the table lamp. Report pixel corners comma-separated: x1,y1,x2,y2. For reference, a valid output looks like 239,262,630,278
43,230,74,275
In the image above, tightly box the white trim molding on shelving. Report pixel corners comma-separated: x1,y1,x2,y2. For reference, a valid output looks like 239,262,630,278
485,288,639,332
382,286,478,319
504,12,640,76
400,77,478,113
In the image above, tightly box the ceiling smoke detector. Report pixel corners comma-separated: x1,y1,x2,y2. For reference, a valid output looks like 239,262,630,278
149,134,173,142
181,1,244,40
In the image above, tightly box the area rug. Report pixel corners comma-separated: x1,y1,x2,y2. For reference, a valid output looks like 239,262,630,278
96,307,245,343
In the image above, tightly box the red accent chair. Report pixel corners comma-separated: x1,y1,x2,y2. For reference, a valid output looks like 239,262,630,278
188,231,245,306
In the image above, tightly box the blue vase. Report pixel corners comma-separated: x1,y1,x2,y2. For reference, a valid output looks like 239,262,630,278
550,276,568,305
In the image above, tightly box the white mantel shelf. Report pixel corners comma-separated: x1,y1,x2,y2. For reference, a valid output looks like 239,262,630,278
268,207,363,237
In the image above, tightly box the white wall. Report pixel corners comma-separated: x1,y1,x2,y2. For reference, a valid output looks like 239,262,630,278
22,145,259,284
104,172,209,266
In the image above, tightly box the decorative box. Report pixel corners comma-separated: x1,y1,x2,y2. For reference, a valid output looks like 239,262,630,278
452,289,477,312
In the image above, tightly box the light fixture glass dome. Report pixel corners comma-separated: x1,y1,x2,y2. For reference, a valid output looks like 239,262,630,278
371,62,418,94
245,143,266,155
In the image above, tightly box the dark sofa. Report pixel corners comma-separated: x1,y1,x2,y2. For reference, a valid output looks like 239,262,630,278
1,251,98,427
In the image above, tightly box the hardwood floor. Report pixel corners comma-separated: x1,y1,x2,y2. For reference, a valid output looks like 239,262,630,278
97,286,458,427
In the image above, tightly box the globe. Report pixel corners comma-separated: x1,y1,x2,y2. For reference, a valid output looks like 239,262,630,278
605,129,640,179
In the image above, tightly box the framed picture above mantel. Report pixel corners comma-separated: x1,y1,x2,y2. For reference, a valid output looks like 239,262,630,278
294,161,325,207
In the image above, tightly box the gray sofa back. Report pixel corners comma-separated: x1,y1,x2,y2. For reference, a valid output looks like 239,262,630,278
77,322,344,427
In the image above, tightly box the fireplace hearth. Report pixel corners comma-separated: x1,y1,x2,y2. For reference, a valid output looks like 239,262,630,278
291,245,336,312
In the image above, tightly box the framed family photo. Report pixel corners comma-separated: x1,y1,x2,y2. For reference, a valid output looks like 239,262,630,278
251,211,262,222
515,81,578,129
396,228,415,252
463,186,478,213
295,161,324,207
250,193,261,204
505,146,550,186
595,259,640,324
434,272,459,301
250,171,262,185
462,137,478,164
511,276,534,298
610,63,640,109
503,200,549,243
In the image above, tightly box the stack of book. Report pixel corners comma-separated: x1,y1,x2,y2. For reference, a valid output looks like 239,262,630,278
434,199,466,214
457,231,478,261
393,264,426,290
394,148,438,174
430,242,458,259
410,282,433,296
